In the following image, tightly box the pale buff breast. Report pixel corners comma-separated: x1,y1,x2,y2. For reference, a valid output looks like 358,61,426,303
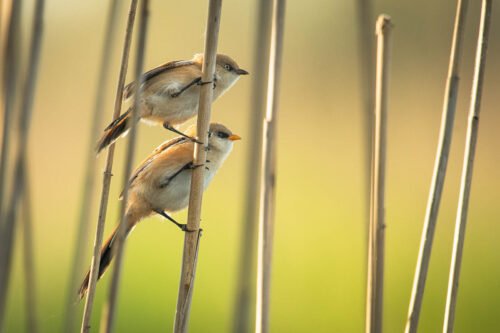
140,154,227,213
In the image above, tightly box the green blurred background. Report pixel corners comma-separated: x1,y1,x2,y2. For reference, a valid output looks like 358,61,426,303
4,0,500,332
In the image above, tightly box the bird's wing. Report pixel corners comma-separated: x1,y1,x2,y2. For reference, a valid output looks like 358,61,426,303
120,136,190,198
123,60,196,99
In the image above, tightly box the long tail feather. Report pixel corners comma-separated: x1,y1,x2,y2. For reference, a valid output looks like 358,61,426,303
96,108,134,153
77,213,137,300
78,229,117,300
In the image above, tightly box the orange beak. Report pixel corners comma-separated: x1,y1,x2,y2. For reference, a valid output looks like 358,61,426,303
228,134,242,141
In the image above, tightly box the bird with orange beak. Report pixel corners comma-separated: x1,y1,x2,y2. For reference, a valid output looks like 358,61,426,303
79,123,241,298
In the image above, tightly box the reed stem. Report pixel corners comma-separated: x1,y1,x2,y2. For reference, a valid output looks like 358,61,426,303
0,2,21,325
78,1,137,332
255,0,286,332
173,1,222,332
0,0,44,329
405,1,469,332
232,0,272,332
442,1,492,332
100,1,148,332
365,14,392,333
21,168,38,333
356,0,375,259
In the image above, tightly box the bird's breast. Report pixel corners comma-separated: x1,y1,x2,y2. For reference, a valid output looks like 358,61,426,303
142,83,200,125
143,165,219,214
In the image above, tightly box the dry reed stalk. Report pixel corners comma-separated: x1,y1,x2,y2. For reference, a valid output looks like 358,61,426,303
0,3,21,320
173,1,222,332
365,14,392,333
66,0,123,330
357,3,375,332
0,0,43,330
0,0,19,228
255,0,285,332
356,0,375,254
78,1,138,332
232,0,272,332
405,1,469,332
21,168,38,333
442,1,492,332
100,1,148,332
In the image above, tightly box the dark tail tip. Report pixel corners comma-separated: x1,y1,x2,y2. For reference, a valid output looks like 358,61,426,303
96,109,133,153
77,233,116,300
78,272,90,300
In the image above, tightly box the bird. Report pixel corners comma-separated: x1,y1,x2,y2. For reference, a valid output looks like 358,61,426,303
79,123,241,299
96,53,248,153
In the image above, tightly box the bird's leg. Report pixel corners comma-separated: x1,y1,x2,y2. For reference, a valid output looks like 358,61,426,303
154,209,200,232
163,122,203,144
187,162,204,170
171,77,202,98
197,74,217,89
158,162,204,188
198,79,212,86
185,162,207,171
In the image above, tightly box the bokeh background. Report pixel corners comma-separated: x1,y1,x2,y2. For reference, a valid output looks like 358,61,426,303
3,0,500,332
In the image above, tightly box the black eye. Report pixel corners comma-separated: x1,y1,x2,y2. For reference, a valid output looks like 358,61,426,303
217,131,229,139
224,64,232,71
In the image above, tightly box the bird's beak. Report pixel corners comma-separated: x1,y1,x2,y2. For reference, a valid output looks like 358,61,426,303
235,68,249,75
228,134,242,141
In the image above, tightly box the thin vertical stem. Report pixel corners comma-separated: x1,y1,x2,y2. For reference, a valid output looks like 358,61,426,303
0,0,44,330
365,14,392,333
65,0,124,331
356,0,375,256
405,1,468,332
255,0,285,332
0,0,20,229
232,0,272,332
77,1,138,332
21,168,38,333
443,1,492,332
173,1,222,332
101,1,148,332
0,4,21,323
357,5,375,328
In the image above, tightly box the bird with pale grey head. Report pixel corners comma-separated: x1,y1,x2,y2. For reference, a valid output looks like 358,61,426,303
96,53,248,153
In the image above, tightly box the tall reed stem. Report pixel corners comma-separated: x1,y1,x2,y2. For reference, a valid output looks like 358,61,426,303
255,1,286,332
405,1,469,332
173,1,222,332
78,1,138,332
0,1,21,325
67,0,122,330
0,0,20,230
365,14,392,333
356,0,375,254
443,1,492,332
100,1,148,333
21,169,38,333
232,0,272,332
0,0,44,330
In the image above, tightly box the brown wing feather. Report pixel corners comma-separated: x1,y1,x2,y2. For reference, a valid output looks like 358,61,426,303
120,136,190,198
123,60,196,99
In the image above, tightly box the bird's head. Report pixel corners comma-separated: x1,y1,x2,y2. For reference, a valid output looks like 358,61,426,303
193,53,248,89
207,122,241,154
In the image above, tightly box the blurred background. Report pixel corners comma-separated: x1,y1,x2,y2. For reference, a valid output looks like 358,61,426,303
3,0,500,332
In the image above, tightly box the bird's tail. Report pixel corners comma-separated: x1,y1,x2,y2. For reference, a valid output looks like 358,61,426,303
96,108,135,153
78,220,134,300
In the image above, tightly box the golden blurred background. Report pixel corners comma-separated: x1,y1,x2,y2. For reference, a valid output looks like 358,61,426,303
3,0,500,332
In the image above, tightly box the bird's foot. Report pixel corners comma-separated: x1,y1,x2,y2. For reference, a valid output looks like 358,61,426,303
163,123,203,144
180,224,203,233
